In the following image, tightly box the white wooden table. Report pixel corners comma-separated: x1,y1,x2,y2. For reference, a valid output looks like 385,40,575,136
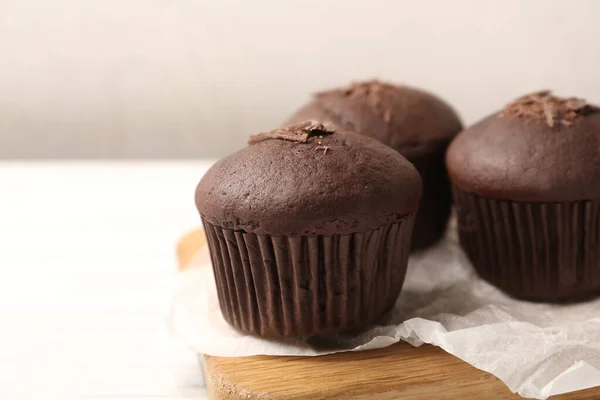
0,162,213,399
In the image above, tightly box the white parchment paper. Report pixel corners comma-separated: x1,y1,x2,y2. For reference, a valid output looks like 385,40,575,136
169,226,600,399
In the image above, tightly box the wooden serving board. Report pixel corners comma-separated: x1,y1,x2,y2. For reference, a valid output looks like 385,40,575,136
177,229,599,400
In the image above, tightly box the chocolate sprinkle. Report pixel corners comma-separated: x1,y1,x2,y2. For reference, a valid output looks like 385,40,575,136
561,120,573,127
249,120,335,145
566,98,587,111
320,80,392,114
543,101,555,128
314,145,332,154
500,91,598,128
384,110,392,123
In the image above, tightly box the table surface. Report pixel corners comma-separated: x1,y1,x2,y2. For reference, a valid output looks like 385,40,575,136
0,161,214,399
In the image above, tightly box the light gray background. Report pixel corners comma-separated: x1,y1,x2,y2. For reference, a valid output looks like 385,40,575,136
1,0,599,158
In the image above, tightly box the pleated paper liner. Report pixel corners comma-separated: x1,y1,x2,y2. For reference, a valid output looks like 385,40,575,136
202,216,415,337
453,186,600,301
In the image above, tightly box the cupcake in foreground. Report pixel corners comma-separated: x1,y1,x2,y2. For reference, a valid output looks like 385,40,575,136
286,80,462,250
195,121,422,337
446,91,600,301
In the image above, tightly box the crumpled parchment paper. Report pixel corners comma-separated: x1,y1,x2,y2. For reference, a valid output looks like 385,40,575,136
169,225,600,399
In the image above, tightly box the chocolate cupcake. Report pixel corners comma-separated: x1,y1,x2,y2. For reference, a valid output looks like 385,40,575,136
286,80,462,250
446,91,600,301
195,121,422,337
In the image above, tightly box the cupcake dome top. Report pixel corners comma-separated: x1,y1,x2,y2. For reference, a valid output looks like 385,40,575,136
446,91,600,202
196,121,422,236
286,80,462,159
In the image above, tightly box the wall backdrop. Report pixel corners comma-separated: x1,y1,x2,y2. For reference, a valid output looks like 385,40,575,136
1,0,599,158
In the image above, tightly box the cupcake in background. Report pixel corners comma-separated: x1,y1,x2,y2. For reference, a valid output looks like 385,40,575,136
286,80,462,250
195,121,422,337
446,91,600,301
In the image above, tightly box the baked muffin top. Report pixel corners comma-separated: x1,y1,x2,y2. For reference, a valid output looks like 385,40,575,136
446,91,600,202
286,80,462,160
196,121,422,236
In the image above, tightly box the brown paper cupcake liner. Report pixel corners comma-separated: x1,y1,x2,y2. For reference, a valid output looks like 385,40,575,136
202,216,415,337
453,186,600,301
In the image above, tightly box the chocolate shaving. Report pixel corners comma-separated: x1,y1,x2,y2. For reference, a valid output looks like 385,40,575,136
527,90,551,101
500,90,598,128
384,110,392,123
316,80,409,125
371,94,382,108
565,111,578,121
354,85,369,97
314,145,331,154
324,79,387,102
543,101,555,127
566,98,587,111
248,121,335,145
